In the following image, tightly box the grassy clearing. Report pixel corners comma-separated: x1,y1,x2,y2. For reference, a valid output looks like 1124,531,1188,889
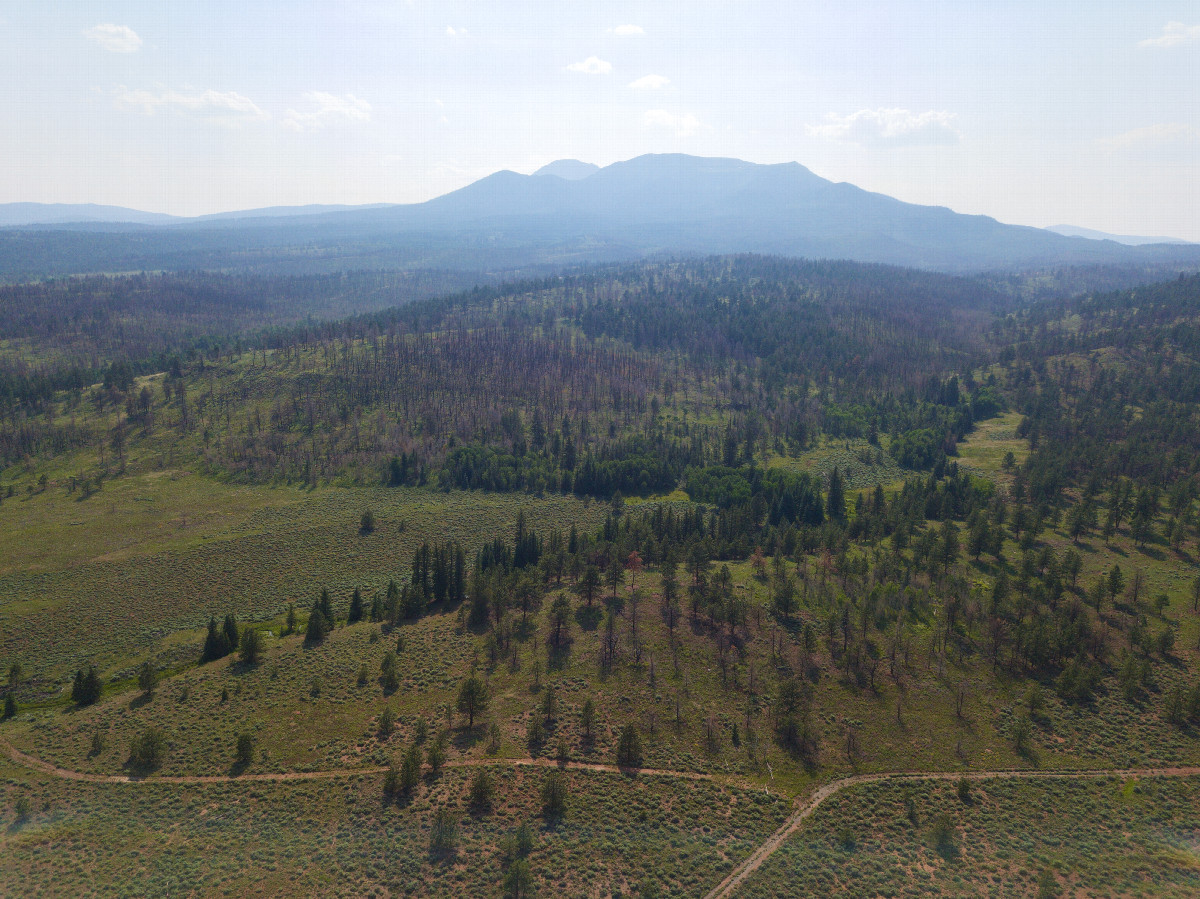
742,775,1200,898
955,411,1028,486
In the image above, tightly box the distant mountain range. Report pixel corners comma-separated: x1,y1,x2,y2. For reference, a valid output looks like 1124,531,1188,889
0,201,394,227
2,154,1198,278
1043,224,1193,247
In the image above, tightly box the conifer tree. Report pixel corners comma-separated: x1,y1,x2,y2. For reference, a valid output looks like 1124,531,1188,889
348,587,364,624
305,601,330,645
138,661,157,696
616,722,643,768
827,466,846,522
239,627,263,665
222,614,239,654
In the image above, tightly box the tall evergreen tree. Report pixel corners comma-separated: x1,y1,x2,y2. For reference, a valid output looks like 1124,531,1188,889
827,466,846,522
348,587,364,624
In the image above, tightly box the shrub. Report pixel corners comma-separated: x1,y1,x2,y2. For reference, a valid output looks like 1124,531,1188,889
930,812,957,854
956,778,972,802
129,728,167,772
235,733,255,767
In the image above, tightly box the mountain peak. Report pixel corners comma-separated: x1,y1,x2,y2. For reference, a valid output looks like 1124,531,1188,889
532,160,599,181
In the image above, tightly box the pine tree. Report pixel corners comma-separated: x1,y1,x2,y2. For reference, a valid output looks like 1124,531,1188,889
222,614,240,654
380,652,399,693
72,666,102,706
305,602,330,645
581,697,596,741
616,723,643,768
469,769,495,808
400,744,422,794
138,662,157,696
457,675,490,728
541,770,567,817
827,466,846,522
2,694,16,720
426,732,447,774
348,587,364,624
202,616,231,662
318,588,334,626
239,627,263,665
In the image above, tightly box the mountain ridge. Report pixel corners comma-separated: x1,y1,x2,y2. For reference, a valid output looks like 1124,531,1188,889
2,154,1199,276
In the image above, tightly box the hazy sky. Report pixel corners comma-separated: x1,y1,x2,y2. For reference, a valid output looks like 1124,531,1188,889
3,2,1198,239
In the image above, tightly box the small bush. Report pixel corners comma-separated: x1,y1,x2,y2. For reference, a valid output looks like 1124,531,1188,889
956,778,972,802
235,733,255,767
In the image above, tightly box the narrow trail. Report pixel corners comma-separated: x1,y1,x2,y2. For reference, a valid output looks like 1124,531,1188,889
702,764,1200,899
6,732,1199,898
0,734,725,786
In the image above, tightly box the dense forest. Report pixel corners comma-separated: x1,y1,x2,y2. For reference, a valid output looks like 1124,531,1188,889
0,258,1006,492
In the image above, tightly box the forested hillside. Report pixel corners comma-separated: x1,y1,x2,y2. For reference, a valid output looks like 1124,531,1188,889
0,258,1005,491
3,258,1200,898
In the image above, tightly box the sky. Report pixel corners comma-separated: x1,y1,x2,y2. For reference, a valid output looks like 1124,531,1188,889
2,1,1198,240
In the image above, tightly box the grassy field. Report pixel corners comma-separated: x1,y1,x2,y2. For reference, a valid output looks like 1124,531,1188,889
0,753,788,898
741,774,1200,898
0,475,608,694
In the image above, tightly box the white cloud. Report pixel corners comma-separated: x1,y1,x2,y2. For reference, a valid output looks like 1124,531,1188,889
115,87,265,119
643,109,700,138
611,24,644,37
807,107,959,146
1139,22,1200,48
86,23,142,53
282,92,372,131
446,26,466,38
628,74,670,91
566,56,612,75
1099,122,1199,149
